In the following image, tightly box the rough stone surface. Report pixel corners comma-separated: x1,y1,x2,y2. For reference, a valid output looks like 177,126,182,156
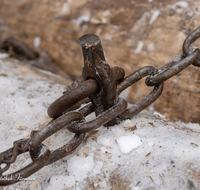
0,0,200,122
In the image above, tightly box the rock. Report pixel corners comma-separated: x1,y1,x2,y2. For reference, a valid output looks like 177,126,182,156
0,0,200,122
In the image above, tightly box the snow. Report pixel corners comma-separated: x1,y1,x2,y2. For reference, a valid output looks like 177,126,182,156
175,1,189,9
149,10,160,25
1,58,200,189
67,155,94,182
117,134,143,154
33,37,41,48
170,1,189,14
73,11,90,26
45,175,75,190
0,52,9,59
147,43,154,52
134,41,143,54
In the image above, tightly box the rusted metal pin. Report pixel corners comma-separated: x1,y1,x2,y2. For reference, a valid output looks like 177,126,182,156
78,33,118,126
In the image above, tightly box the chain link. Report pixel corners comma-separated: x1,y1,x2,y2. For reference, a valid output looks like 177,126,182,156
0,26,200,186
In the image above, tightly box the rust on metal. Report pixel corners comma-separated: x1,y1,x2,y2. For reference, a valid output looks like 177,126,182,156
78,33,118,126
145,49,200,86
183,26,200,66
47,66,125,119
67,98,127,134
0,147,50,186
29,111,85,160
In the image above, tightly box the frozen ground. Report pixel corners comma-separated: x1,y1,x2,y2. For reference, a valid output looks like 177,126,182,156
0,56,200,190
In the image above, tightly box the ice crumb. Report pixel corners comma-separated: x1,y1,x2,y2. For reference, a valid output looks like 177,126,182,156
104,34,112,40
123,119,132,125
173,76,179,85
45,175,75,190
67,155,94,182
134,41,143,54
149,10,160,25
131,186,142,190
170,1,189,13
97,136,113,147
176,1,189,9
119,86,131,100
0,53,9,59
148,142,154,147
147,43,154,52
153,111,165,118
73,11,90,26
61,2,68,11
117,134,143,154
112,25,119,30
33,37,41,48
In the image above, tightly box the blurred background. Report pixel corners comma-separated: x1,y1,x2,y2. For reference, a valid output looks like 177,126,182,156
0,0,200,123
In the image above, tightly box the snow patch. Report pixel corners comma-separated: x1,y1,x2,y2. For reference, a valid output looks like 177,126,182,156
176,1,189,9
134,41,143,54
73,11,90,26
97,136,113,147
149,10,160,25
45,175,75,190
170,1,189,13
33,37,41,48
147,43,154,52
117,134,143,154
0,53,9,59
67,155,94,182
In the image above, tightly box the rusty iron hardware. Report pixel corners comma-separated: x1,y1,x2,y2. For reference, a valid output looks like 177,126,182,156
0,26,200,186
78,33,118,126
0,38,70,79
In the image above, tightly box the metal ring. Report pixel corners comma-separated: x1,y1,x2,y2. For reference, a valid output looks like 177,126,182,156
145,49,200,86
118,83,163,119
183,26,200,66
29,111,85,160
46,133,85,165
117,66,158,95
0,147,50,186
47,67,125,119
67,98,127,134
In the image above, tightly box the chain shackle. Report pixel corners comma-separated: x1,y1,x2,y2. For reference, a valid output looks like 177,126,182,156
78,33,121,126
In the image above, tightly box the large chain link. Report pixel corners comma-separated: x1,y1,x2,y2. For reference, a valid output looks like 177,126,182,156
0,26,200,186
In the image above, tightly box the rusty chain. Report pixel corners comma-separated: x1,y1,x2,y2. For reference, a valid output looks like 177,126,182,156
0,26,200,186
